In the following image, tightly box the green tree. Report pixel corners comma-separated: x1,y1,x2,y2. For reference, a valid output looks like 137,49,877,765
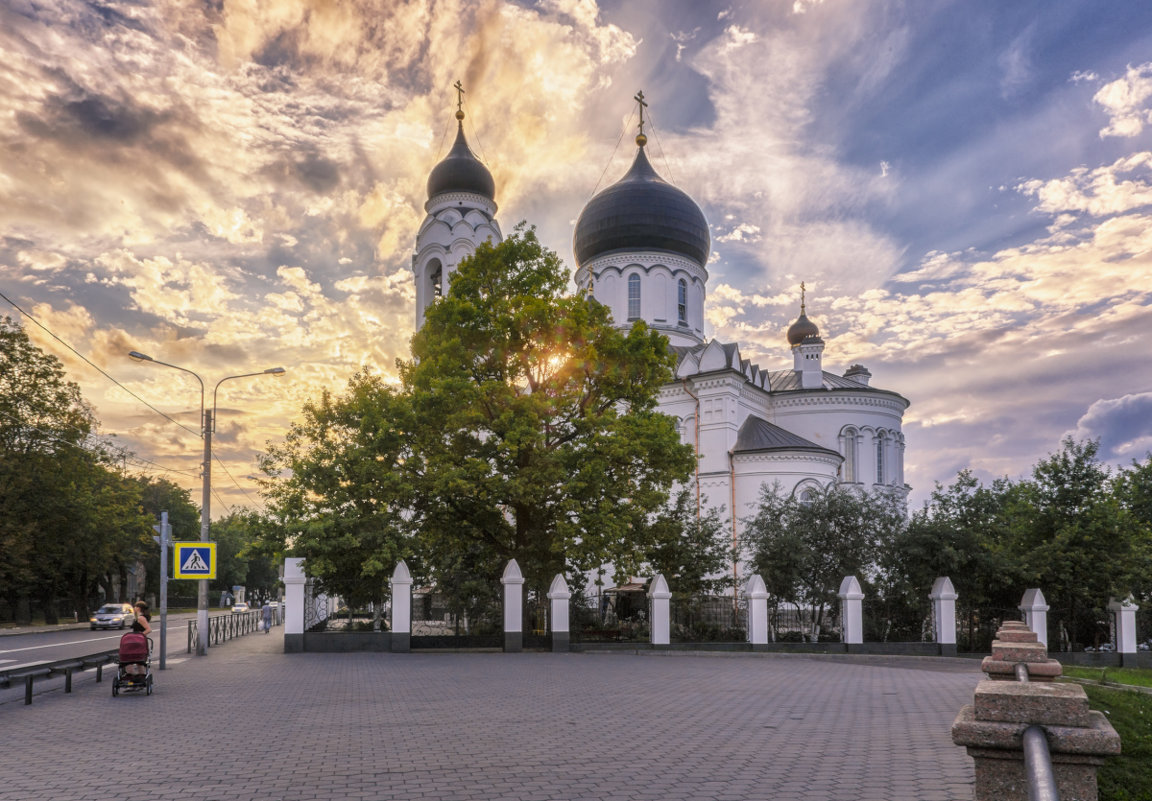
260,372,415,617
743,483,905,641
0,317,155,623
1009,438,1149,649
880,470,1022,648
400,226,694,591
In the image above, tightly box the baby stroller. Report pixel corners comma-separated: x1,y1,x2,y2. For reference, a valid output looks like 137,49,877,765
112,632,153,697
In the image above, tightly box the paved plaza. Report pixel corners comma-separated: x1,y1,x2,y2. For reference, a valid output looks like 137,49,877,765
2,633,983,801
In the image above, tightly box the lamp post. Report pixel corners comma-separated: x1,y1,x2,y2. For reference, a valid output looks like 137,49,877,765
129,350,285,656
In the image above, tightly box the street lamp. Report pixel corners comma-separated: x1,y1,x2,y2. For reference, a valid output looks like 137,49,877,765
129,350,285,656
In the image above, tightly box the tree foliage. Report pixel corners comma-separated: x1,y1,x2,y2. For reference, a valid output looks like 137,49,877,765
0,317,154,623
743,483,907,640
261,226,697,598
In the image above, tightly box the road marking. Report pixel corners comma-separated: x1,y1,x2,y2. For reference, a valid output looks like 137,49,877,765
0,659,16,665
0,624,188,655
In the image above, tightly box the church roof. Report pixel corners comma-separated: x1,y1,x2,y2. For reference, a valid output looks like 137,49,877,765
670,339,909,405
573,145,710,267
732,415,842,458
427,121,495,202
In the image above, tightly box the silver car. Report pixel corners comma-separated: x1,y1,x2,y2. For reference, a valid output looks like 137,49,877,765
90,603,134,630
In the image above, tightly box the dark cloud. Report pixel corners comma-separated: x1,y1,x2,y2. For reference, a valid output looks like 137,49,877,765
262,151,342,194
1066,393,1152,461
18,91,163,145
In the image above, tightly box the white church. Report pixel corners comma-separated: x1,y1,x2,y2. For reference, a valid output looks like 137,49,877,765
411,92,909,542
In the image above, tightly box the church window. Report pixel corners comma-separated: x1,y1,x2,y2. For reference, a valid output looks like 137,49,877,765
429,261,443,299
841,428,857,483
627,274,641,320
677,279,687,325
799,488,814,509
876,434,886,484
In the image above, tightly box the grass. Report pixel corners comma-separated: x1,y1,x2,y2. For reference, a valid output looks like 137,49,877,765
1062,665,1152,688
1082,684,1152,801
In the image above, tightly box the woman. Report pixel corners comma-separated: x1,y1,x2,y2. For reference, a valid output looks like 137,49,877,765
125,601,151,677
131,601,152,635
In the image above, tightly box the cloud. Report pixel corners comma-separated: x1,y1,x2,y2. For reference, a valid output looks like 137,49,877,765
1016,152,1152,217
1065,393,1152,461
1094,62,1152,138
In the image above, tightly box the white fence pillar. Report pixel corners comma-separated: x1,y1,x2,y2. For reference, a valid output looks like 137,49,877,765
1019,588,1049,648
502,559,524,653
389,560,413,653
548,574,571,653
649,574,671,646
283,558,306,653
929,577,959,656
838,575,864,647
745,574,769,647
1108,597,1139,667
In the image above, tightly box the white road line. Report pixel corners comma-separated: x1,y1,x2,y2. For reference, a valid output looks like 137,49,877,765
0,658,16,665
0,624,187,655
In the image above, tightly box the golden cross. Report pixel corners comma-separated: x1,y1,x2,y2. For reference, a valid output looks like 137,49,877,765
801,282,807,314
634,90,648,138
454,80,465,113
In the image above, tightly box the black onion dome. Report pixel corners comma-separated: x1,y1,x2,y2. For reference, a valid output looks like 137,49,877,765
786,312,820,346
426,122,495,202
574,146,710,267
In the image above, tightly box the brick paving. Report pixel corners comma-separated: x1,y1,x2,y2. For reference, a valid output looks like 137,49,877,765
0,633,982,801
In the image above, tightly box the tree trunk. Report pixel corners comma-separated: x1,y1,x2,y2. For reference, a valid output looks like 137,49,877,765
40,590,59,625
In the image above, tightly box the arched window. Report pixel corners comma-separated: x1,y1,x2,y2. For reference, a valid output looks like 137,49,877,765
841,427,857,483
627,274,641,320
876,433,886,485
429,260,443,299
677,278,687,325
799,488,814,509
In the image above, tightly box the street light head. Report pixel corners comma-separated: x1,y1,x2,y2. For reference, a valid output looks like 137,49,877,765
264,367,287,376
128,350,154,362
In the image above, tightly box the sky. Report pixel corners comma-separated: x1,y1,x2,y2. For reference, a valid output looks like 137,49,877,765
2,0,1152,518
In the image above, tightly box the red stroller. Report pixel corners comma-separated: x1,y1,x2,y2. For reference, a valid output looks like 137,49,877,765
112,632,153,696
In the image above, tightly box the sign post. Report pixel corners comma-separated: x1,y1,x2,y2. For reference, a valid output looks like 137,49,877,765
173,541,217,651
151,512,171,670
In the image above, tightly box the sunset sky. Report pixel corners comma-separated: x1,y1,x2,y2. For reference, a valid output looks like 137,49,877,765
2,0,1151,519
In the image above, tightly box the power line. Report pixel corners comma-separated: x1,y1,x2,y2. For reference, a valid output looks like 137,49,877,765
0,289,200,437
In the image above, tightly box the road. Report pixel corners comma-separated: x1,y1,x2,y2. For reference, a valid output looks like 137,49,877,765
0,612,208,670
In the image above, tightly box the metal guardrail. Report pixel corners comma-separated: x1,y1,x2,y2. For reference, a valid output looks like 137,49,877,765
0,650,118,705
1015,663,1060,801
187,607,282,653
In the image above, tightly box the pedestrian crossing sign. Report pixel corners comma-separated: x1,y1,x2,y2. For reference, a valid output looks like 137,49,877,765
173,542,217,579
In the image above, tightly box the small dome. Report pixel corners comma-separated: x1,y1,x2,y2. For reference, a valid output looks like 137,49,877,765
787,312,820,346
426,122,495,202
573,146,710,267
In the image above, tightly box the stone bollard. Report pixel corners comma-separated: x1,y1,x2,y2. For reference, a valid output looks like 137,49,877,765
649,574,671,646
745,574,769,648
837,575,864,648
283,557,306,654
1107,597,1139,668
547,574,571,653
930,576,959,657
501,559,524,653
1019,588,1050,647
389,560,412,653
951,620,1121,801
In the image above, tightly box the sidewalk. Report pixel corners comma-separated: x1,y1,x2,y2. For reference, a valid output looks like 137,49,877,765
1,633,982,801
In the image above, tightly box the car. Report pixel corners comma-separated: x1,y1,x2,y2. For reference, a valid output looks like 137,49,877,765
90,603,135,630
231,602,250,614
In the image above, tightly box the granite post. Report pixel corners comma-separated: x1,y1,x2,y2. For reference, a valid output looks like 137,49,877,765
952,620,1121,801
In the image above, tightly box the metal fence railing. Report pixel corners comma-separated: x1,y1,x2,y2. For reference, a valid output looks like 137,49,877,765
186,607,282,653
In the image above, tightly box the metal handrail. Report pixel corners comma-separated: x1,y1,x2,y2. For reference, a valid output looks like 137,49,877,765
1015,663,1060,801
186,607,283,653
0,649,118,705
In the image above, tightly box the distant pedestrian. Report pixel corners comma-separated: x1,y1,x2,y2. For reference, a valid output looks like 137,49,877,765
261,601,272,633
